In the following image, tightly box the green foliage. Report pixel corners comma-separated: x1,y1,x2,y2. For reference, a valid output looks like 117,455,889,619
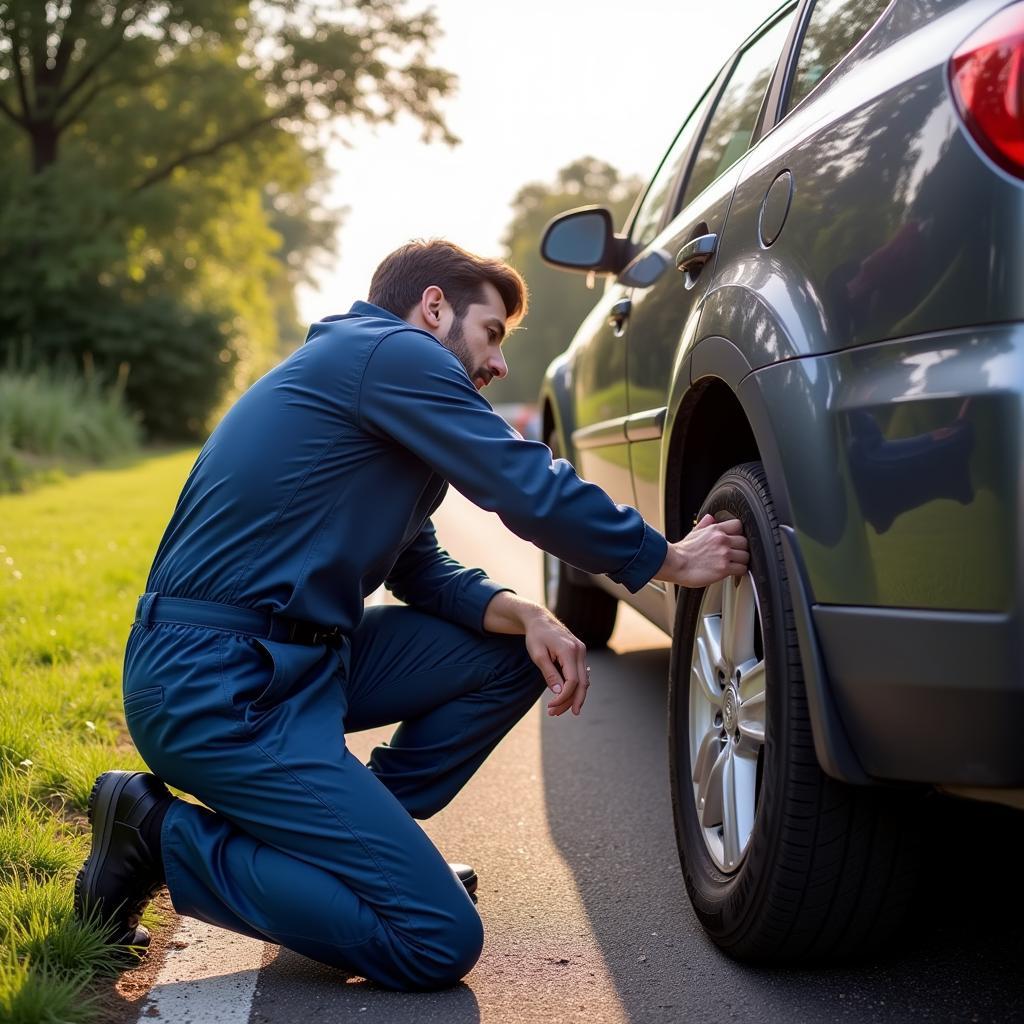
490,158,643,405
0,1,456,438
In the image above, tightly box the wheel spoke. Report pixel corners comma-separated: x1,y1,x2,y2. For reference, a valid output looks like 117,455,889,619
692,727,721,786
720,749,742,868
699,611,724,670
737,658,766,746
728,749,758,865
699,743,728,828
738,657,765,704
693,615,724,708
738,694,765,746
722,574,757,668
720,577,736,665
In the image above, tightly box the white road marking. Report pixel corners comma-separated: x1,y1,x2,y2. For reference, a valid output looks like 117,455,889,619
136,917,265,1024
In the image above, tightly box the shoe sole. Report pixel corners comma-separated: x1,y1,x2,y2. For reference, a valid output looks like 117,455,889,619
75,770,147,947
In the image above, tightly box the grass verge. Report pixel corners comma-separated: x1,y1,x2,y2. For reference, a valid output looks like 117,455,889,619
0,448,196,1023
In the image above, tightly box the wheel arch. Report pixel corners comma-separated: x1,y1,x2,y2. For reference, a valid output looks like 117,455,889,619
663,334,868,786
662,335,793,542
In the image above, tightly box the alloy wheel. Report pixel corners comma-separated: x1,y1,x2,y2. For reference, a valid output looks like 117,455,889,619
688,572,766,872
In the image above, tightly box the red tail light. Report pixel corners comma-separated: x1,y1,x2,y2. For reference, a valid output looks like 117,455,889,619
949,2,1024,178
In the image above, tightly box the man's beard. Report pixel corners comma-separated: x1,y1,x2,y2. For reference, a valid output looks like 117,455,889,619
442,316,489,387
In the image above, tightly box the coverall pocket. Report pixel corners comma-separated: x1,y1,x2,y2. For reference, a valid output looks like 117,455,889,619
123,685,165,716
250,638,329,712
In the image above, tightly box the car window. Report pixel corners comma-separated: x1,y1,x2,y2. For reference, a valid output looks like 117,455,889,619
680,14,793,210
629,89,714,249
785,0,890,112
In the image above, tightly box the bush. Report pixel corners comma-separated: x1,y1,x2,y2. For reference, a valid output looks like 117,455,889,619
0,173,240,441
0,368,140,491
0,286,237,441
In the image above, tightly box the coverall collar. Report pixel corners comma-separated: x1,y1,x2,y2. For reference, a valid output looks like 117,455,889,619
305,301,407,344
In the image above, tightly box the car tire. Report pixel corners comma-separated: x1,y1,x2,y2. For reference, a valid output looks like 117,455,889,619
542,429,618,648
668,460,921,963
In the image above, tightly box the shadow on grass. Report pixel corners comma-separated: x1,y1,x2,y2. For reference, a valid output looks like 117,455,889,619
540,645,1024,1024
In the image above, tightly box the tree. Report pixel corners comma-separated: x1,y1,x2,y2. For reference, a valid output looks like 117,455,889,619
489,158,642,405
0,0,455,437
0,0,455,178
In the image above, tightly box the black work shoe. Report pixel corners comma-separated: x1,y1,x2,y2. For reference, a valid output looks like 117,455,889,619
75,771,170,946
451,862,478,900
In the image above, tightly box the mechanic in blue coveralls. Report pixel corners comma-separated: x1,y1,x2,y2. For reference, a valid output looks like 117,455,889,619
75,240,749,990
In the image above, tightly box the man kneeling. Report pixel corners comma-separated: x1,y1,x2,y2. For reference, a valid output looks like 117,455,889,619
75,240,748,989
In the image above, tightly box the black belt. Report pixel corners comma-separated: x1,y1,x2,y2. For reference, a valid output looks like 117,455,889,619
134,593,343,647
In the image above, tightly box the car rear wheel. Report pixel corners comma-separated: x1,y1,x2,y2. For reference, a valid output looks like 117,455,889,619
668,460,921,963
542,428,618,648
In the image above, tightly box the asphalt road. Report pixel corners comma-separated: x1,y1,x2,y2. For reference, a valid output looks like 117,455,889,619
161,489,1024,1024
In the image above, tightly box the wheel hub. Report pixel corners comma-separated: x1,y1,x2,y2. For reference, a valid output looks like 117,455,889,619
722,685,739,734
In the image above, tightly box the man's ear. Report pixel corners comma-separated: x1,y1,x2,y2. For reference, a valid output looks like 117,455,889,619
421,285,445,328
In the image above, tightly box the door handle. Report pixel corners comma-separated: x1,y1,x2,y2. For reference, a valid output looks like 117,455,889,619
607,297,632,337
675,233,718,275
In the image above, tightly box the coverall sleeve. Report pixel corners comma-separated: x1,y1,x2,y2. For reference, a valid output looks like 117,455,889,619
384,519,513,634
358,329,668,594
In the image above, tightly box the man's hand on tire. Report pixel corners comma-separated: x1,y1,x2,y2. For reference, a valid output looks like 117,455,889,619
524,611,590,717
654,513,749,589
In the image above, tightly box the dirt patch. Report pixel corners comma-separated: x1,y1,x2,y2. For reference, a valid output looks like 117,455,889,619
87,890,179,1024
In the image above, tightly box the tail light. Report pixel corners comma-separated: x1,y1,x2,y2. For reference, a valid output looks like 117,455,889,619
949,2,1024,178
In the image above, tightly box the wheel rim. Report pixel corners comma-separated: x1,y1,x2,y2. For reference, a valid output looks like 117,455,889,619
688,572,766,873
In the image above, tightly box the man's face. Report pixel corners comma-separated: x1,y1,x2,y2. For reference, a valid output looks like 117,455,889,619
441,280,509,391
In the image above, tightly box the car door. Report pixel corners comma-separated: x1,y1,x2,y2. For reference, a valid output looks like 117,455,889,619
625,9,798,530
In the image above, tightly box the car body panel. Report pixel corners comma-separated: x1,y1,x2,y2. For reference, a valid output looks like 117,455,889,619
815,603,1022,784
752,324,1021,611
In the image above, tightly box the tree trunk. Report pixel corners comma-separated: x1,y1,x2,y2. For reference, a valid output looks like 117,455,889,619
30,122,59,174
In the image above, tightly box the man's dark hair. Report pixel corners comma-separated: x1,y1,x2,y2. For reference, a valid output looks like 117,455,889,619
368,239,528,327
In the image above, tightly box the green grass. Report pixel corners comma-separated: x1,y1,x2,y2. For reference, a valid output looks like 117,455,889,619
0,449,196,1024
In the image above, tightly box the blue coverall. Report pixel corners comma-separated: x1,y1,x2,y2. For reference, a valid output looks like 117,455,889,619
123,301,668,989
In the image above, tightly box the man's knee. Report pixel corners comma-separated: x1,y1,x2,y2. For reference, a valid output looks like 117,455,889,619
403,899,484,989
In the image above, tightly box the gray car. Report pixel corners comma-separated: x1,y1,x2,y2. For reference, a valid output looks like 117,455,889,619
538,0,1023,963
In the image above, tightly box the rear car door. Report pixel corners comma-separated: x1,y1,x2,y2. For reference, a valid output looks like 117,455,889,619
625,8,797,530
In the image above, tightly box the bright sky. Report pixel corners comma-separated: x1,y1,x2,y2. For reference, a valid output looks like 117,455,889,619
297,0,780,323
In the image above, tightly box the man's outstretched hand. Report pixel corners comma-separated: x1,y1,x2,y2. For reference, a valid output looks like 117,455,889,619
653,513,749,588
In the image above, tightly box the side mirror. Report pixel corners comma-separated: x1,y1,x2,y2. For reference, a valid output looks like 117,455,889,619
540,206,626,274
